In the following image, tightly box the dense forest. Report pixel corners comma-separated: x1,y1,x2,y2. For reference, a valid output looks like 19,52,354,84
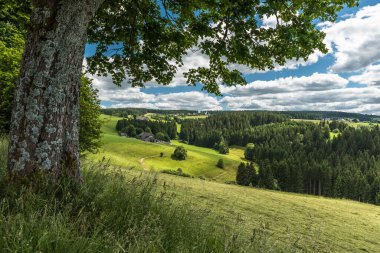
179,112,289,147
179,112,380,204
241,121,380,204
116,118,177,139
277,111,380,121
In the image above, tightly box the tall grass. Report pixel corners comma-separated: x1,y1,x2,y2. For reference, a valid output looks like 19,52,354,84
0,137,293,252
0,136,7,179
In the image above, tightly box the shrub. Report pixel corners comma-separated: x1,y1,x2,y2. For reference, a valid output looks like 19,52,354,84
218,142,229,154
172,146,187,160
161,168,191,178
215,138,229,154
217,159,224,169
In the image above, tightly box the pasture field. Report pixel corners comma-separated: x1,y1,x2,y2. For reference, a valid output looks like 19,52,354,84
87,115,380,252
291,118,379,128
88,115,245,182
182,114,208,119
118,168,380,253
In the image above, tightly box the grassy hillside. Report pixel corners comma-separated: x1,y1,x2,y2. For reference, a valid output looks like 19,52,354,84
125,169,380,252
88,115,246,181
291,118,379,128
88,115,380,252
0,138,267,253
2,116,379,252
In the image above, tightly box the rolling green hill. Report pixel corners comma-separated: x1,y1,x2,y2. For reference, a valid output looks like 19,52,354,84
88,115,246,182
85,114,380,252
108,167,380,253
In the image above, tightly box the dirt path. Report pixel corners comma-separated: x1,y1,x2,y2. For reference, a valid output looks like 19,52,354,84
139,155,160,171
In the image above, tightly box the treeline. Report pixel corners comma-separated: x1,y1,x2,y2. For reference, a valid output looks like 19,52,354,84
239,121,380,204
103,108,197,117
116,119,177,139
278,111,380,121
179,112,289,147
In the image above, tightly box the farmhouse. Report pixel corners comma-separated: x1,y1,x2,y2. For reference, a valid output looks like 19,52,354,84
138,132,155,142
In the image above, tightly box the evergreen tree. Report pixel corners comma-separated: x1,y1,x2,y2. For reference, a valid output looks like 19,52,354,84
236,163,251,186
217,159,224,169
244,143,255,161
217,138,229,154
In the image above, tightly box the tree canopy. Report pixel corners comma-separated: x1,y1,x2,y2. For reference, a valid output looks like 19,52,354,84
86,0,358,94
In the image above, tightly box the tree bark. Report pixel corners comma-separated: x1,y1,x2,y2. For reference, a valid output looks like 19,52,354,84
7,0,103,183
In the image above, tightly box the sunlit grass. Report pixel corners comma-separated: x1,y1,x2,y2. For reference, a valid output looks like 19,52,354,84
89,115,246,182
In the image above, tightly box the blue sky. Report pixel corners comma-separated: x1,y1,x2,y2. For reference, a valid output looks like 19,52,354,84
85,0,380,114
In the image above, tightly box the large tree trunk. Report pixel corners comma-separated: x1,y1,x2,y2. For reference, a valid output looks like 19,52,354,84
7,0,103,183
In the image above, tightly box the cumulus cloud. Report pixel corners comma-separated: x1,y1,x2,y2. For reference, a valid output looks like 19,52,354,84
229,50,324,75
220,87,380,114
349,64,380,86
108,91,222,111
324,4,380,72
168,50,210,87
220,73,348,95
90,67,380,114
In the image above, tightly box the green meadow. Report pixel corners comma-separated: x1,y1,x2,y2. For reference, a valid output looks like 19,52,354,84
83,114,380,252
141,170,380,253
88,115,246,182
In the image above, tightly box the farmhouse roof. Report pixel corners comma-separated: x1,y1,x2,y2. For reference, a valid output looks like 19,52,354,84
138,132,154,139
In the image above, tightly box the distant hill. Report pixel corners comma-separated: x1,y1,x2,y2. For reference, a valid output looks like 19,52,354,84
102,108,380,122
210,110,380,122
101,108,198,117
276,111,380,121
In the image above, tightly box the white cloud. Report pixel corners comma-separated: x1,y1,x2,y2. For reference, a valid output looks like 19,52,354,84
220,87,380,114
349,63,380,86
324,4,380,72
168,50,210,87
229,50,324,75
86,72,221,110
262,15,279,29
221,73,348,95
91,68,380,114
108,91,222,111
